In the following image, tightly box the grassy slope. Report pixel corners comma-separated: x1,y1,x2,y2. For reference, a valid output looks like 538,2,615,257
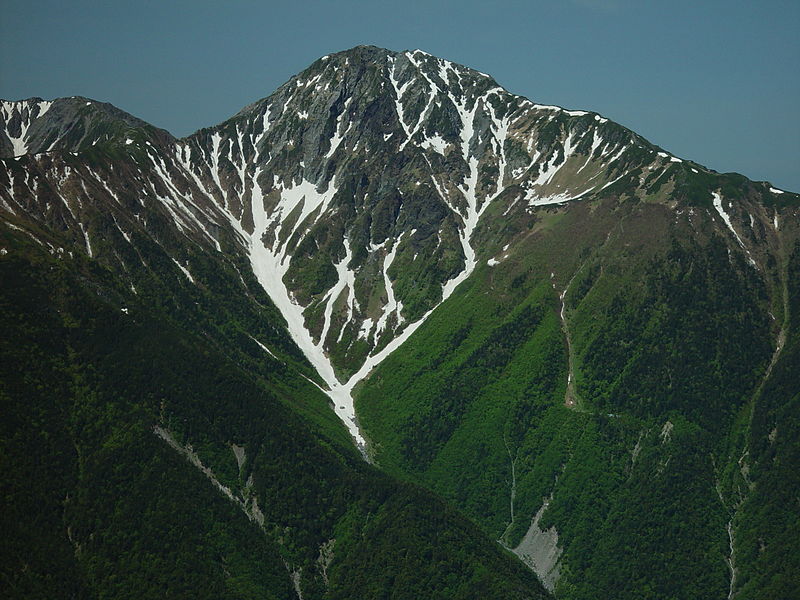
0,221,550,599
357,195,786,599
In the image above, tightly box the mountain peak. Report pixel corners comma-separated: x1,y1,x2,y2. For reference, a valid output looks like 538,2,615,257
0,96,172,158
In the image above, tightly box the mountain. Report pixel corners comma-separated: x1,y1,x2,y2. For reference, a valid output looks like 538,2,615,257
2,45,798,599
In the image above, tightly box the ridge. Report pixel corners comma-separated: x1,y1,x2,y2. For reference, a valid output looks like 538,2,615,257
0,96,173,158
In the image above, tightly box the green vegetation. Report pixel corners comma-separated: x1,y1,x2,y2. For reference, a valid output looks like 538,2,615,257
357,195,791,600
728,241,800,599
0,219,549,599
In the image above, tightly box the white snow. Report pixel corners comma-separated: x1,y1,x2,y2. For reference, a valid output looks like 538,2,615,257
531,104,562,112
318,239,356,347
712,192,745,248
242,172,376,448
420,133,448,155
437,60,452,85
373,236,404,343
770,187,784,194
358,317,374,341
79,223,93,257
594,114,608,124
389,58,416,145
8,124,28,156
395,53,441,151
531,134,576,187
325,99,351,159
149,154,220,247
172,258,195,283
37,100,52,117
576,131,603,174
208,132,226,200
441,156,479,299
487,257,500,266
604,143,628,165
712,191,756,269
2,100,55,157
670,157,682,163
248,334,278,359
528,192,578,206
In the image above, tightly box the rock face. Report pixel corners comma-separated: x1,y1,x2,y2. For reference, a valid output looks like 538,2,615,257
513,498,562,592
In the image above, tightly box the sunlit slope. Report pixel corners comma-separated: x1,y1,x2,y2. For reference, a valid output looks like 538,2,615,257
357,189,799,599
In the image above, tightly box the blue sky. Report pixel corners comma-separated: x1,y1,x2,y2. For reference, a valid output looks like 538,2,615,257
1,0,798,191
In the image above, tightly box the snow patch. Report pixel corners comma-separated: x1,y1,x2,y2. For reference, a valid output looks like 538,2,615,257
248,334,278,359
172,258,195,283
528,192,577,207
373,235,404,344
37,100,53,117
420,133,448,155
79,223,93,257
712,192,745,248
318,238,356,347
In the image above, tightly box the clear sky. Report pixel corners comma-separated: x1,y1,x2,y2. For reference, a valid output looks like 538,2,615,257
1,0,798,191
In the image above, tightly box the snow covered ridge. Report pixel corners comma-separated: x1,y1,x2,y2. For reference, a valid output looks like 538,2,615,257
0,99,53,157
